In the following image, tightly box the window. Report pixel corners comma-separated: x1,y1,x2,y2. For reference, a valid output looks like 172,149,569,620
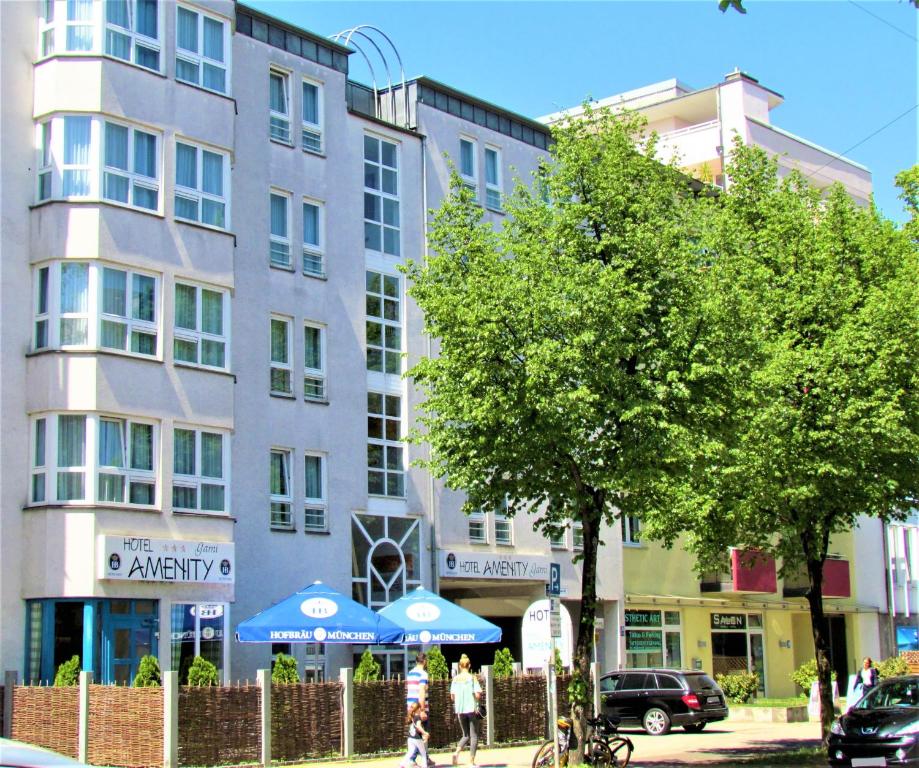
175,5,228,94
270,316,292,395
37,115,161,211
468,510,487,544
494,503,513,546
172,426,227,513
175,141,228,229
304,453,326,532
269,69,290,143
367,392,403,497
624,609,681,669
173,282,228,369
303,323,325,401
366,271,401,375
485,146,502,211
572,521,584,551
33,261,159,357
30,413,157,506
269,191,291,267
302,80,322,153
622,515,641,544
459,137,477,199
270,449,292,530
363,134,400,256
302,199,324,276
549,526,566,549
105,0,160,71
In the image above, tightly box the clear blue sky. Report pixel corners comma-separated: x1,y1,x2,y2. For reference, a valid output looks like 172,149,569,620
248,1,918,223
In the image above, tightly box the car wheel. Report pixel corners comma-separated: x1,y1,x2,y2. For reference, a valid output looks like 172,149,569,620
642,707,671,736
682,722,706,733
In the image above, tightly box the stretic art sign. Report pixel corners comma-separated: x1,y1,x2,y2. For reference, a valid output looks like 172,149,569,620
98,536,234,585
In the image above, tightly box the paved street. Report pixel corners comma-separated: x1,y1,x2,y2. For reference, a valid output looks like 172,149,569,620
332,721,823,768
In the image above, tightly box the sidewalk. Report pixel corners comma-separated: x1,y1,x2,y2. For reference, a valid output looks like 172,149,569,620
332,721,823,768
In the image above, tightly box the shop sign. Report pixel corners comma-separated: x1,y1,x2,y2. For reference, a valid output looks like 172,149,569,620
625,610,662,627
626,630,662,652
521,599,573,670
439,550,550,581
98,536,234,585
711,612,746,630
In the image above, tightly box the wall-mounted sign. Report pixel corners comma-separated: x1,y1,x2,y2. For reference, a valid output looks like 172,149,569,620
625,630,662,652
625,610,662,627
711,613,746,630
521,599,573,670
439,550,550,581
98,536,234,585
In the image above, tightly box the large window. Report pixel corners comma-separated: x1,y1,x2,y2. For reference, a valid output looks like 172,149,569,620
269,449,292,530
269,69,291,143
304,453,326,532
621,515,641,544
302,199,324,277
39,0,162,73
351,513,422,608
363,135,400,256
484,146,502,211
269,191,291,268
301,80,323,154
366,271,401,375
468,510,487,544
30,413,157,506
494,500,513,545
459,136,477,199
303,323,325,401
170,603,227,685
33,261,158,356
367,392,404,497
270,316,292,395
175,141,229,229
175,5,228,94
624,609,682,669
172,426,227,513
36,116,160,211
173,282,228,370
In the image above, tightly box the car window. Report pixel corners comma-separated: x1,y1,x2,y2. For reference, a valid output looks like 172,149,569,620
856,680,919,709
600,675,618,692
619,673,651,690
655,674,683,690
686,674,719,691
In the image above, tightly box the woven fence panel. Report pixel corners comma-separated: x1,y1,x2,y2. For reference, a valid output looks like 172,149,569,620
11,685,80,758
903,651,919,674
178,685,260,767
88,685,163,768
271,682,342,762
426,678,460,750
353,679,405,755
494,674,546,742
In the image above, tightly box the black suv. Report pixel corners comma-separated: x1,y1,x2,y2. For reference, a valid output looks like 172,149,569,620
599,669,729,735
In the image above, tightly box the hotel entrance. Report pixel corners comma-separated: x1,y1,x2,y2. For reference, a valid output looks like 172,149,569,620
711,612,765,695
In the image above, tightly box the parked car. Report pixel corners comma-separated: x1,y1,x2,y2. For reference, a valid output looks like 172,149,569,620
828,674,919,767
0,738,91,767
599,668,729,735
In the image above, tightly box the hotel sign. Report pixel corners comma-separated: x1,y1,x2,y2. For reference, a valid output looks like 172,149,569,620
439,550,550,581
99,536,235,585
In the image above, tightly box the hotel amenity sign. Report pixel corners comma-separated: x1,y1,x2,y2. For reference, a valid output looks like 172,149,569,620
99,536,235,585
439,550,550,581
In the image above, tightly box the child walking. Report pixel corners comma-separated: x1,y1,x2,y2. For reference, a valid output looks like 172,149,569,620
401,701,431,768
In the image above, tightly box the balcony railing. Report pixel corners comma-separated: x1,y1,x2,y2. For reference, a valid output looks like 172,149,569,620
783,555,851,599
700,548,778,594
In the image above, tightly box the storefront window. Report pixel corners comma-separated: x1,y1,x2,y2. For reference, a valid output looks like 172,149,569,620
170,602,226,684
710,611,766,695
624,609,681,668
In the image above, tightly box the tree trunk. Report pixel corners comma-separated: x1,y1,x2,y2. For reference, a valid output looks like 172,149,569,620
805,555,835,743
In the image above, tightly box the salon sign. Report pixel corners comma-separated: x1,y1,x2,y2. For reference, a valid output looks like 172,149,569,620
98,536,235,585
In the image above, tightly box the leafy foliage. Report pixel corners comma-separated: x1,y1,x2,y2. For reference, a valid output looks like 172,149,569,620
553,646,564,676
791,658,836,695
716,671,758,703
897,165,919,243
354,649,381,682
271,653,300,684
54,655,80,687
878,656,910,679
187,656,218,686
133,655,162,687
426,646,450,680
492,648,516,678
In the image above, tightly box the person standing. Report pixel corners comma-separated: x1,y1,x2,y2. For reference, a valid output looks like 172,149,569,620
854,657,879,696
449,654,482,768
406,652,435,767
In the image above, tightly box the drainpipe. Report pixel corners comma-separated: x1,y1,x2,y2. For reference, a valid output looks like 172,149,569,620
882,523,896,655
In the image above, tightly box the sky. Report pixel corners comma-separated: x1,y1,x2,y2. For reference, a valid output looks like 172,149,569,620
248,1,918,224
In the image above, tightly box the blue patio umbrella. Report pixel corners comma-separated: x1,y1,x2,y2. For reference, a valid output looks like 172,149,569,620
378,586,502,644
236,581,404,644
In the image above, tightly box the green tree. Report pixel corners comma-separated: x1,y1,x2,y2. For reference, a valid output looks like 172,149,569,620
133,655,162,687
652,142,919,740
553,647,564,676
54,655,81,686
186,656,219,686
426,646,450,681
406,105,718,756
492,648,515,678
896,164,919,243
271,652,300,684
353,649,381,682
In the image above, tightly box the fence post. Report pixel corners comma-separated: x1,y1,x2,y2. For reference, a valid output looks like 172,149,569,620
545,661,556,741
78,670,93,763
163,671,178,768
590,661,600,717
482,664,494,747
258,669,272,768
339,667,353,758
3,670,17,738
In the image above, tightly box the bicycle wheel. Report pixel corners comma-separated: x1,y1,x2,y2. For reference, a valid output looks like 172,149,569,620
587,739,612,767
532,740,556,768
607,737,633,768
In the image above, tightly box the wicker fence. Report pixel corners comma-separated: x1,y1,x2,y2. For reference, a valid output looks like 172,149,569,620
178,684,261,767
903,651,919,674
11,685,80,759
271,681,342,762
88,685,164,768
494,674,547,742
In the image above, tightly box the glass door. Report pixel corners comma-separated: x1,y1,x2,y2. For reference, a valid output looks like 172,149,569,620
749,633,766,695
102,599,157,684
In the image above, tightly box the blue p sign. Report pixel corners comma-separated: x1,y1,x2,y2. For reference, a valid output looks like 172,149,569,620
548,563,561,597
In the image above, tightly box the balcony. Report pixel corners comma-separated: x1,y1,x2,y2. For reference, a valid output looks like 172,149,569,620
782,555,851,599
700,548,777,594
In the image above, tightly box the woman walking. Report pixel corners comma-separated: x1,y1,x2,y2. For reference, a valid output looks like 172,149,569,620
450,654,482,768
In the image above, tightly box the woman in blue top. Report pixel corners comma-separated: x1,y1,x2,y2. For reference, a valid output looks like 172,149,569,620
450,654,483,768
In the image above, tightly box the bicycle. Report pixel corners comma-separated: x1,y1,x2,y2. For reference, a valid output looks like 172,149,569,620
532,714,633,768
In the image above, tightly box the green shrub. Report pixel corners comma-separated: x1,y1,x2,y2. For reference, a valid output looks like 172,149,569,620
271,653,300,684
878,656,909,679
553,646,564,676
354,649,381,682
133,655,161,687
186,656,218,686
54,655,80,687
426,646,449,681
492,647,515,678
715,671,758,704
790,658,836,695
